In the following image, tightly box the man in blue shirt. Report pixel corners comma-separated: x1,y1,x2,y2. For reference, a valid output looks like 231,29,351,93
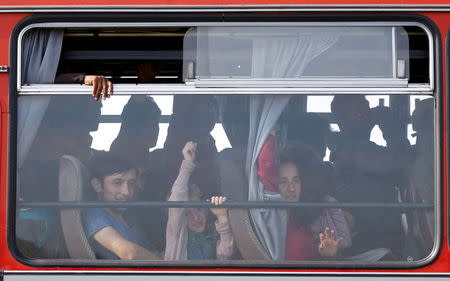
82,153,160,260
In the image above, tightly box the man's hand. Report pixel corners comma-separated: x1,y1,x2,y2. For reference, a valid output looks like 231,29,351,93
182,141,197,162
84,75,113,101
209,196,228,223
318,227,343,258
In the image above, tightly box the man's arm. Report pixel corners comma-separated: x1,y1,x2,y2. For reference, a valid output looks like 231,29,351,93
92,226,160,260
164,142,196,260
55,73,113,100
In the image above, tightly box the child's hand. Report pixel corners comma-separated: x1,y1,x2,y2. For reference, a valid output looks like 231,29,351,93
182,141,197,162
318,227,343,258
209,196,228,222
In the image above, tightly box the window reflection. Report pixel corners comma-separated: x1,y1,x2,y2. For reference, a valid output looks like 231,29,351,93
16,94,435,263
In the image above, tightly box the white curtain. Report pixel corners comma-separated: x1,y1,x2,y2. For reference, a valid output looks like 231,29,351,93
18,29,64,169
246,33,339,260
182,27,339,259
251,32,339,78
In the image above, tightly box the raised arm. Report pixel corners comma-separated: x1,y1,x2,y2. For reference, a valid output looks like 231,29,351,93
164,142,197,260
210,196,235,260
92,226,160,260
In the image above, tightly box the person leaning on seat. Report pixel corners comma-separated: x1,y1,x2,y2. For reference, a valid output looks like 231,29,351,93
82,152,160,260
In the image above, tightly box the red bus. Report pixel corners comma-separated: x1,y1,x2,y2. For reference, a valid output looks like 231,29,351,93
0,1,447,280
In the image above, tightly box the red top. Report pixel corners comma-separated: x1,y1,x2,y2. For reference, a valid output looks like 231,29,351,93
257,134,279,193
285,216,319,261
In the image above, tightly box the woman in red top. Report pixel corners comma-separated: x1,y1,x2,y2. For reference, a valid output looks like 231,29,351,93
279,153,352,261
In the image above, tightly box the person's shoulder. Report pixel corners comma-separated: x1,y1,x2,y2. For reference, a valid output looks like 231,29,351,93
83,207,109,219
82,208,114,237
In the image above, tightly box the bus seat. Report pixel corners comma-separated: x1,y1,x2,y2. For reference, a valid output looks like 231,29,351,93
218,158,270,260
58,155,96,259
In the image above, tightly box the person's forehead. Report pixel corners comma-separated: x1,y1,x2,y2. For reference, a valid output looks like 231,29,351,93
279,163,299,176
187,208,207,214
105,169,136,180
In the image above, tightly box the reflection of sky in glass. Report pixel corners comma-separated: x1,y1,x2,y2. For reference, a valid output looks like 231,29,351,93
307,95,389,113
211,123,232,152
149,95,174,115
91,95,230,152
370,125,387,147
90,123,121,151
407,123,416,145
365,95,390,108
330,123,340,132
323,147,331,162
410,96,432,115
150,123,169,152
91,95,431,153
307,95,426,148
101,96,130,115
307,96,333,113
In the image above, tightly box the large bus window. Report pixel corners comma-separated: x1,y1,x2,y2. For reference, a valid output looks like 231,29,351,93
15,93,436,264
14,22,436,266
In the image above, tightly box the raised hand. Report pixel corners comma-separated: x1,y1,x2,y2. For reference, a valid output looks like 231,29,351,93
182,141,197,162
209,196,228,222
318,227,343,258
84,75,113,101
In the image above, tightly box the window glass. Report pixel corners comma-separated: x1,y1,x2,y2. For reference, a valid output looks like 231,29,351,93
191,26,410,79
16,93,435,263
20,25,429,85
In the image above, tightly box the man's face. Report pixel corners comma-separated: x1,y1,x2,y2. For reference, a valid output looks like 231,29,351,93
97,169,138,212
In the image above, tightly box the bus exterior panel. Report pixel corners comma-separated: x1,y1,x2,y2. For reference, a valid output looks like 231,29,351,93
0,6,447,278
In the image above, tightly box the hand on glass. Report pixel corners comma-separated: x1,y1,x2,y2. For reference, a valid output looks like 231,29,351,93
182,141,197,162
84,75,113,101
318,227,343,257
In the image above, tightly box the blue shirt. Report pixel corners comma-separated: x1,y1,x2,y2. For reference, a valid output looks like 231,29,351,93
82,208,153,260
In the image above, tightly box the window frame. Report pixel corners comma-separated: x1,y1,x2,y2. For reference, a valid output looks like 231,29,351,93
17,21,435,94
8,13,442,270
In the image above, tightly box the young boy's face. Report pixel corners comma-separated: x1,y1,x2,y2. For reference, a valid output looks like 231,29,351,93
96,169,138,211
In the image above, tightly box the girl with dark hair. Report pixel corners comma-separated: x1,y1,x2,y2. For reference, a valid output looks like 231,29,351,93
278,152,351,260
164,142,235,261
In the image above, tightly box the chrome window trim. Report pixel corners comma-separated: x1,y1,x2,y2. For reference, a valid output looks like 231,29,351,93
16,21,434,92
19,84,434,95
13,20,441,269
4,273,450,280
190,78,410,88
4,270,450,275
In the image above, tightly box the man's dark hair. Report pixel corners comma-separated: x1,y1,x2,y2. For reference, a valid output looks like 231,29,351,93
89,152,137,181
122,96,161,128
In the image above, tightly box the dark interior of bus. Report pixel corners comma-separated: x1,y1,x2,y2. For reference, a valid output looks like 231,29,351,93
57,26,429,84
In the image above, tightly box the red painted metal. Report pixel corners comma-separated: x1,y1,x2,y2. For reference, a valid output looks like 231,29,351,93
0,9,446,274
0,0,449,7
